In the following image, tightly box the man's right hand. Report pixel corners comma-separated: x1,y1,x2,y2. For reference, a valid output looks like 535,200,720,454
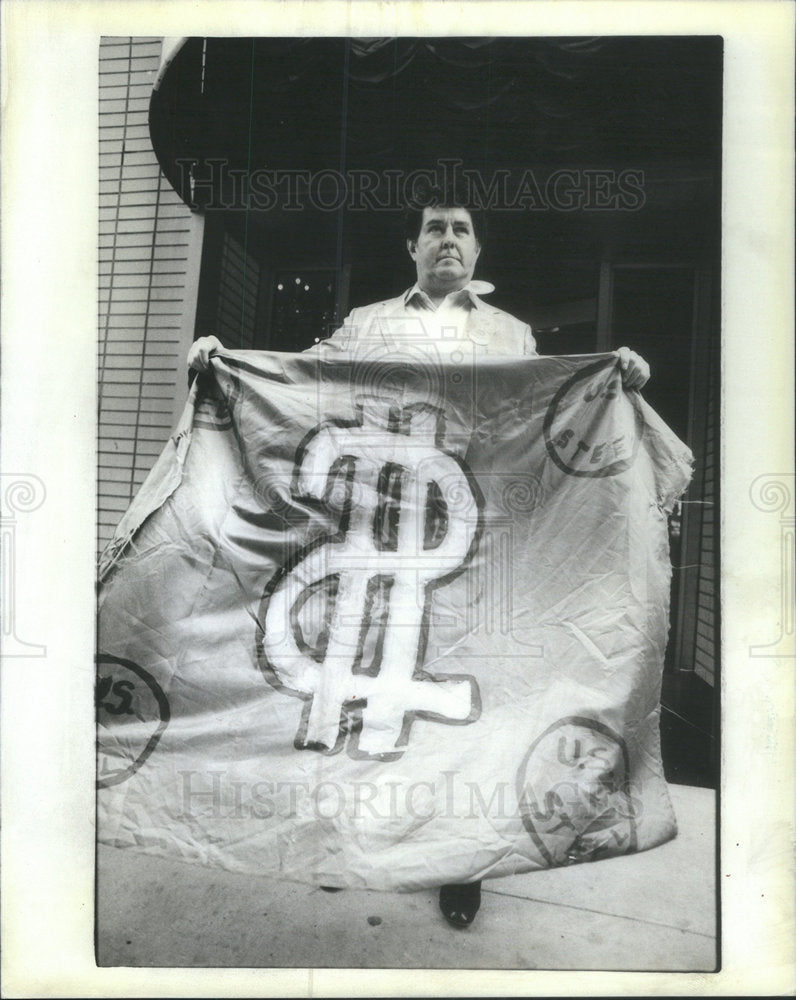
187,336,224,372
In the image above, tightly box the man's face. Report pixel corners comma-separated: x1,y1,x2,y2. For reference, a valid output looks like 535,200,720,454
407,207,481,297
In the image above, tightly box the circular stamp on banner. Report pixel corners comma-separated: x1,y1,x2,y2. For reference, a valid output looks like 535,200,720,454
516,716,639,867
543,359,645,478
96,654,170,788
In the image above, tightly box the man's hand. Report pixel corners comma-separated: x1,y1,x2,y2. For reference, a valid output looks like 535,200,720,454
187,336,224,372
613,347,650,390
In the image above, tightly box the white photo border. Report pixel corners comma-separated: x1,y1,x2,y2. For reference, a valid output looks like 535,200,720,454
1,1,793,996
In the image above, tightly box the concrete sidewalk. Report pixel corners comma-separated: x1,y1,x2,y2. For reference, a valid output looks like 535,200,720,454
96,783,716,971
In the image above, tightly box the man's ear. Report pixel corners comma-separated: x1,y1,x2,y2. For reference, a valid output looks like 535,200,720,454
406,238,417,260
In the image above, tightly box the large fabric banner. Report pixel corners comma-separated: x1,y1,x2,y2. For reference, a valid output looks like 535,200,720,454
97,349,692,890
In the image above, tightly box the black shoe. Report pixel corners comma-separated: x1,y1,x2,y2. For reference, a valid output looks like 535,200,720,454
439,880,481,928
320,885,343,893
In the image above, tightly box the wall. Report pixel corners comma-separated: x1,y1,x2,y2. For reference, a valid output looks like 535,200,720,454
98,36,203,555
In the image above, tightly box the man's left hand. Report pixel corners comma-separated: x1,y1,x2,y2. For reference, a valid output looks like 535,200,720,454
614,347,650,390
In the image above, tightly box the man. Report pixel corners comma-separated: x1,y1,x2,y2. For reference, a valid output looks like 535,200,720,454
188,195,651,928
189,201,649,387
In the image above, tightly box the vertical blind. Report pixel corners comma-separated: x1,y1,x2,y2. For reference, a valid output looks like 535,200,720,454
215,231,261,350
693,351,717,686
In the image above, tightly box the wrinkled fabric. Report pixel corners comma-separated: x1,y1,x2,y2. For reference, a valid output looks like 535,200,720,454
97,349,692,891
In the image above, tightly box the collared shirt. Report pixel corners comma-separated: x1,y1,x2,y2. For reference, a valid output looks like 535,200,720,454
403,279,497,312
314,279,536,357
402,280,498,345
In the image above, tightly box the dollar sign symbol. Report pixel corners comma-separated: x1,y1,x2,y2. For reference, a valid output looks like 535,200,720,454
258,399,483,760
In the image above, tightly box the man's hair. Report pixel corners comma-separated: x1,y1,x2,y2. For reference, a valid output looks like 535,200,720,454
402,178,487,246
